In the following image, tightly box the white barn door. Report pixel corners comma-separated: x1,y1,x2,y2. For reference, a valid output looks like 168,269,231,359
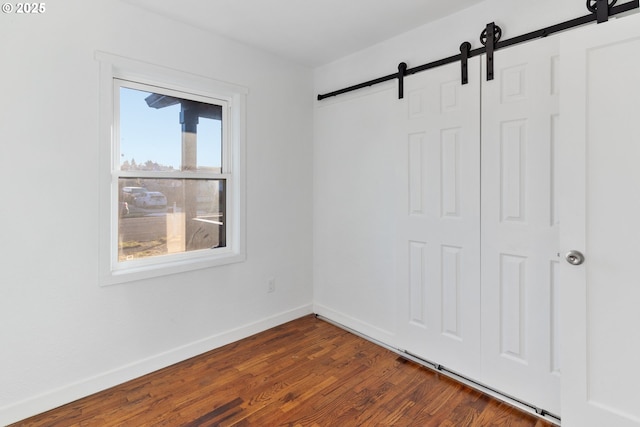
480,37,561,415
396,59,482,379
559,14,640,427
396,37,562,415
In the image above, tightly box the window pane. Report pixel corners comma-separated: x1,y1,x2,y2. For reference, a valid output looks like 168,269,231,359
119,86,222,172
118,178,226,261
197,117,223,172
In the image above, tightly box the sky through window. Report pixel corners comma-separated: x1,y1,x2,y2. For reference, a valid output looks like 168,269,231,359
119,87,222,171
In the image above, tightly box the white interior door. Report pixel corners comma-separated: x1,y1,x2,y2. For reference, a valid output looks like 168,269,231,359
396,59,482,379
480,37,561,415
559,14,640,427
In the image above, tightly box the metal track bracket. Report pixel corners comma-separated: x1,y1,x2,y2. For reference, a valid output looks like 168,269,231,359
480,22,502,81
460,42,472,85
397,62,408,99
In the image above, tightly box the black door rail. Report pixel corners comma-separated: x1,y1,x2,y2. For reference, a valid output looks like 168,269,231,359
317,0,638,101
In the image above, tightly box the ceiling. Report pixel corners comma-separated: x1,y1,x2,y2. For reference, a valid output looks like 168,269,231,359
123,0,486,67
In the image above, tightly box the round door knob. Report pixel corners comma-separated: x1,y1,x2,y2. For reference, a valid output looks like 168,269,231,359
565,250,585,266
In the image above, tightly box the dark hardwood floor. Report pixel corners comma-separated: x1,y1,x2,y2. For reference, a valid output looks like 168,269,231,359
11,315,555,426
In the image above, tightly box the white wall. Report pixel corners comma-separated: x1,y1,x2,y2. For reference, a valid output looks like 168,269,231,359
0,0,313,424
313,0,636,345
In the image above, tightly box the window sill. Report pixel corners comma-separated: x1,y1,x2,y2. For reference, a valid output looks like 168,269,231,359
100,250,246,286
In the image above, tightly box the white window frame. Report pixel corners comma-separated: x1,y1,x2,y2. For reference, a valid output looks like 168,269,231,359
97,52,247,285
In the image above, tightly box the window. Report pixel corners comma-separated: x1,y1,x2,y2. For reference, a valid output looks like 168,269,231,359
98,53,246,285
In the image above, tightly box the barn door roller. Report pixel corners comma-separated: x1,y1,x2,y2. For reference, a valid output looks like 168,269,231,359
588,0,617,23
316,0,637,100
460,42,471,85
480,22,502,81
398,62,408,99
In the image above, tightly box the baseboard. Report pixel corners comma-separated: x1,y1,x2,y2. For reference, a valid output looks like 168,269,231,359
0,304,313,426
312,303,396,346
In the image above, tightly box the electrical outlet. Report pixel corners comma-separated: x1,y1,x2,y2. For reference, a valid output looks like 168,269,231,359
267,278,276,293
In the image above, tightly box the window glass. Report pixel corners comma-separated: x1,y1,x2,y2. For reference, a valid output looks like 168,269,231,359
119,86,223,172
116,81,227,264
118,178,226,261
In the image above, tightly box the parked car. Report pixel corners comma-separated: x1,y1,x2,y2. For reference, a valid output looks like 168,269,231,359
121,186,148,204
134,191,167,209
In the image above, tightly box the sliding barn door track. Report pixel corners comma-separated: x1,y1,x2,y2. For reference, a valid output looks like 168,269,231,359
317,0,638,101
315,314,562,426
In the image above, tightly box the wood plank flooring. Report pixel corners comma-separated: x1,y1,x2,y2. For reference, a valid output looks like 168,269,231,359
11,315,555,426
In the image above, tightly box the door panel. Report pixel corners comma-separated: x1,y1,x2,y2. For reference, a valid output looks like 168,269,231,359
396,58,482,379
480,37,561,415
559,14,640,427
